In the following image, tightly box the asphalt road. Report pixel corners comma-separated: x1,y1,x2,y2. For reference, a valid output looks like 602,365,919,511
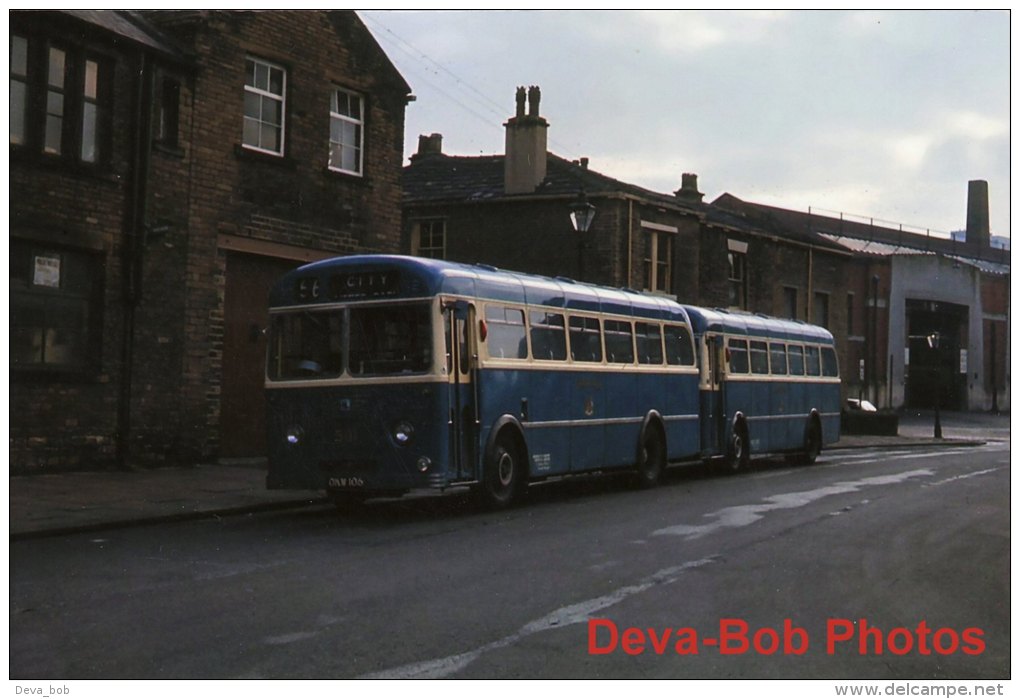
10,442,1009,679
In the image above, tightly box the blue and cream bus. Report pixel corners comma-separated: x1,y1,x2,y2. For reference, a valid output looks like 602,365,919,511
683,306,841,470
264,255,840,508
265,255,703,508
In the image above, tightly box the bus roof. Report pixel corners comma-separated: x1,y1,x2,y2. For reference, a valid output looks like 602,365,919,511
682,305,834,345
270,254,692,324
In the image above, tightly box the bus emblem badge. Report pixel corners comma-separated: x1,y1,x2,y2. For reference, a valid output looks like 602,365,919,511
584,398,595,417
339,399,352,411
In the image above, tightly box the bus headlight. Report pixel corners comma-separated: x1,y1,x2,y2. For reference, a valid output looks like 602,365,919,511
392,421,414,446
285,425,304,445
417,456,432,473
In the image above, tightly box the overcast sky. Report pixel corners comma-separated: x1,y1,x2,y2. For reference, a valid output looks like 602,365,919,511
360,9,1010,240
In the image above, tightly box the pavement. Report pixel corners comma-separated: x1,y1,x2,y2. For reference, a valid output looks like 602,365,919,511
8,410,1009,540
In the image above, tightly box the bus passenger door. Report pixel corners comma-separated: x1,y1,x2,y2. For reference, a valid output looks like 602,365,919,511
699,334,725,457
444,300,479,481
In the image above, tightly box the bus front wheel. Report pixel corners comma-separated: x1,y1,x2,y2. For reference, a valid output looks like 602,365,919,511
478,433,525,509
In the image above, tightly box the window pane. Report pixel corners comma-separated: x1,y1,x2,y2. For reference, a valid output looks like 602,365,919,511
568,316,602,363
11,36,28,75
769,343,788,375
727,339,749,374
349,303,433,375
749,340,769,374
267,311,344,380
10,80,26,144
243,117,260,147
805,346,821,376
529,311,566,361
485,306,527,360
636,322,663,365
604,320,634,364
244,91,260,119
260,123,278,152
84,60,98,99
665,325,695,366
254,61,268,91
263,95,282,126
48,48,65,87
821,347,839,377
269,66,284,95
45,115,62,154
788,345,804,375
81,102,97,162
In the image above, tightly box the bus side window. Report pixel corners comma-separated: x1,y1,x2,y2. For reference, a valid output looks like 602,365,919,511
604,320,635,364
635,322,663,365
485,305,528,359
727,338,749,374
568,316,603,362
769,343,788,375
529,311,567,361
788,345,804,375
821,346,839,377
749,340,769,374
805,345,821,376
665,324,695,366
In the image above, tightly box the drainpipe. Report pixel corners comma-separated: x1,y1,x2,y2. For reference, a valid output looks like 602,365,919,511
116,50,155,470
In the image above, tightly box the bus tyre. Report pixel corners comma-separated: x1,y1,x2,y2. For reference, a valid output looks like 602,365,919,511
801,421,822,465
479,433,525,509
634,426,665,489
724,422,750,473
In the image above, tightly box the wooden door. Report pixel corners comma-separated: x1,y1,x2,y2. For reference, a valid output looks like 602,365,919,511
220,253,300,457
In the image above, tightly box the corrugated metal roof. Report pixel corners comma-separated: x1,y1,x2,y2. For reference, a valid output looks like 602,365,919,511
819,233,1010,275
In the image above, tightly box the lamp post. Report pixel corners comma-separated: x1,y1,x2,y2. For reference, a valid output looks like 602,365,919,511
927,332,942,439
569,189,596,281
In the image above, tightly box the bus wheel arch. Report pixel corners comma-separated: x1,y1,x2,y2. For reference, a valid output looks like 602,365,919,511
478,417,529,509
634,412,667,489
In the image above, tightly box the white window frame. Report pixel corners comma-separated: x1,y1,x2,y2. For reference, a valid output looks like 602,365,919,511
243,56,286,156
329,87,364,175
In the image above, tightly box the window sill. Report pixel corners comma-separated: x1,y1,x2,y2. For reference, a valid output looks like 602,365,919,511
234,144,297,169
153,141,185,159
323,166,370,185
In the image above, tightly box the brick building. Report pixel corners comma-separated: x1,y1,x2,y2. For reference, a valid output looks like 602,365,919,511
11,10,411,473
403,87,858,392
403,87,1009,414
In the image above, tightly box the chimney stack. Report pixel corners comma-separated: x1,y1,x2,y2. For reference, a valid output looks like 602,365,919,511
675,173,704,203
965,179,991,251
504,85,549,195
411,132,443,161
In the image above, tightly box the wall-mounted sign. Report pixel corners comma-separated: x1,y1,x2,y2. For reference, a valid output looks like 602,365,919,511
33,255,61,288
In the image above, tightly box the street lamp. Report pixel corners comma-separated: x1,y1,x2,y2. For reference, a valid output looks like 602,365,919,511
926,332,943,439
569,189,596,281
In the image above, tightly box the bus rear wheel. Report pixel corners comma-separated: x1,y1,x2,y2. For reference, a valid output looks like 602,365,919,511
723,422,750,473
802,421,822,465
478,433,525,509
634,426,666,489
